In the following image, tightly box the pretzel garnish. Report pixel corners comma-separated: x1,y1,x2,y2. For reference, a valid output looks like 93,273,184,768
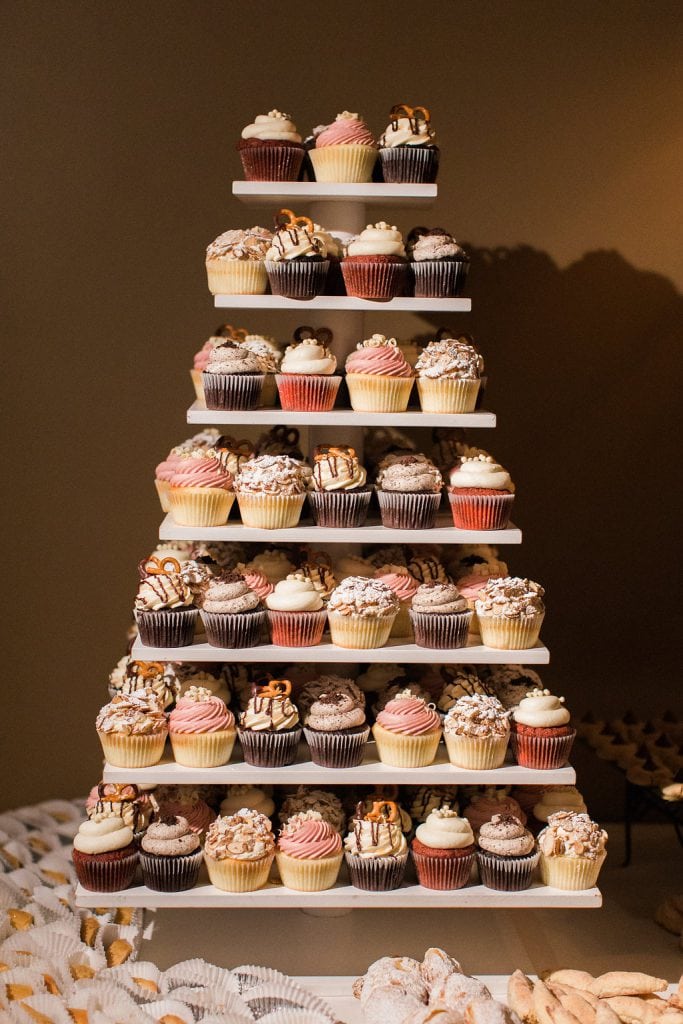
129,661,165,679
314,444,356,460
275,208,315,234
365,799,400,824
212,436,254,457
97,782,139,801
215,323,249,341
139,556,181,579
389,103,431,125
256,678,292,698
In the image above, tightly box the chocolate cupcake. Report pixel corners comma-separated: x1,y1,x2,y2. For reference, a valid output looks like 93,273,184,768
238,110,305,181
265,211,329,299
307,444,371,527
237,679,302,767
407,226,469,297
197,572,265,649
344,801,408,891
139,815,203,892
378,104,439,183
72,817,138,892
476,814,539,891
411,806,476,890
303,682,369,769
409,582,472,649
375,453,443,530
134,555,197,648
202,342,265,411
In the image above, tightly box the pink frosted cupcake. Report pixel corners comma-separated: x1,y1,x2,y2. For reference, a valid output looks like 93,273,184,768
169,685,236,767
345,334,414,412
167,450,235,527
276,811,343,891
454,565,507,637
309,111,377,182
190,333,224,401
372,690,442,768
373,565,419,638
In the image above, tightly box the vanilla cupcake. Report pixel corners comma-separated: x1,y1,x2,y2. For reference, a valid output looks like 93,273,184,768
203,810,275,892
373,565,419,638
443,693,510,770
327,576,399,649
205,227,272,294
309,110,377,182
415,337,482,414
96,690,168,769
167,449,235,527
265,211,329,299
308,443,371,527
276,326,340,411
409,582,472,649
238,109,304,181
220,785,275,818
476,577,545,650
411,806,475,890
168,686,236,768
233,454,310,529
373,690,442,768
344,334,414,412
537,811,607,890
276,811,343,891
238,679,302,767
265,573,327,647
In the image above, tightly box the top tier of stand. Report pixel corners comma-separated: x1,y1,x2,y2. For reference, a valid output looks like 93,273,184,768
232,181,438,206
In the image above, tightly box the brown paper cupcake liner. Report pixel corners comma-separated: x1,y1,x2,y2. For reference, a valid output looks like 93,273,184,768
410,609,472,649
267,609,327,647
135,608,197,648
377,489,442,529
237,727,302,768
341,259,407,300
379,146,439,183
239,144,304,182
139,849,203,892
200,609,266,649
306,488,372,528
478,611,545,650
510,728,577,770
265,260,329,299
72,848,138,893
477,849,539,891
410,259,469,297
448,490,515,531
274,373,341,411
412,848,475,890
303,726,370,769
202,372,265,411
344,851,408,891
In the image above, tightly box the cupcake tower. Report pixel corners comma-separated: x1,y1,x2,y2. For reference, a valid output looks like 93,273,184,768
76,108,606,912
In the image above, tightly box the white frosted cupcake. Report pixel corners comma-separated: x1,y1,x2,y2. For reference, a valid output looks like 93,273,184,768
266,573,327,647
276,330,340,410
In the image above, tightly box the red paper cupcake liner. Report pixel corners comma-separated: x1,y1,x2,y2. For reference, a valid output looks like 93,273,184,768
306,488,372,527
139,849,203,892
202,372,265,411
344,851,408,891
135,608,197,648
238,143,304,182
72,847,138,893
448,490,515,530
409,609,472,649
274,373,341,411
510,728,577,770
377,489,442,529
303,726,370,768
341,259,407,300
201,609,266,649
379,146,440,183
267,609,327,647
477,849,540,891
411,847,475,890
265,260,329,299
410,259,470,298
237,727,302,768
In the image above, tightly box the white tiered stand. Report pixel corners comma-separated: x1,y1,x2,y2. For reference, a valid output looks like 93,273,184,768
77,180,600,912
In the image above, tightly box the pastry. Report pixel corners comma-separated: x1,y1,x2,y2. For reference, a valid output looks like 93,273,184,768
196,572,265,648
72,817,137,892
220,785,275,818
327,576,399,649
476,814,538,891
307,444,371,527
205,227,272,295
374,564,419,638
373,690,442,768
476,577,545,650
537,811,607,890
265,573,328,647
275,811,343,891
237,679,302,768
203,810,275,892
167,448,235,526
344,800,409,891
233,454,310,529
443,694,511,770
134,556,197,648
238,109,304,181
378,103,439,183
138,816,203,892
448,454,516,531
201,341,265,411
463,787,527,832
344,334,415,413
168,686,236,767
511,689,576,770
303,682,369,769
265,210,329,299
96,690,168,769
308,110,377,182
407,225,469,297
409,581,472,649
415,337,482,414
375,454,444,530
276,327,340,410
341,221,407,299
278,786,346,834
411,806,476,890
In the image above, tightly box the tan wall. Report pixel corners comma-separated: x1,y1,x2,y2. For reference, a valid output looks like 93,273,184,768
2,1,681,812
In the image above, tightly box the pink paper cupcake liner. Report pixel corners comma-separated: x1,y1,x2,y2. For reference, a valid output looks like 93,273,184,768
341,260,407,300
274,373,341,411
306,488,372,527
238,144,304,182
139,849,203,892
344,851,408,891
237,727,302,768
201,610,266,649
267,609,327,647
379,146,439,183
303,726,370,769
377,489,442,529
477,849,540,891
265,260,329,299
409,609,472,649
412,848,475,890
410,259,470,297
72,848,138,892
448,490,515,530
202,372,265,411
135,608,197,648
510,728,577,770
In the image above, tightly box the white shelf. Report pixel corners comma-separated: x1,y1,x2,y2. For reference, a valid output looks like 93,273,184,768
232,181,437,205
158,513,522,546
75,880,601,910
102,743,575,786
130,636,550,665
187,400,497,428
214,295,471,311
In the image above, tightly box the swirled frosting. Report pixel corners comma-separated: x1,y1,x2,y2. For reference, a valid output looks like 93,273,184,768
73,817,134,855
204,810,275,861
169,687,235,734
443,694,510,738
380,110,435,148
199,573,260,615
206,228,272,262
156,794,215,836
266,222,327,262
310,445,367,491
464,788,527,831
296,561,338,598
278,811,342,859
450,455,514,492
347,222,405,258
345,335,413,377
533,786,587,822
415,807,474,850
411,582,467,615
415,339,482,380
220,785,275,818
408,228,466,261
96,691,168,736
376,691,441,736
344,818,408,858
204,343,262,376
478,814,535,857
193,335,222,371
240,690,300,732
537,811,607,861
327,576,399,618
376,454,443,493
475,577,545,620
237,566,273,602
169,450,233,491
305,689,366,731
241,110,301,143
234,455,311,495
280,339,336,374
266,574,324,612
141,816,201,857
315,112,376,148
514,689,570,728
373,566,419,603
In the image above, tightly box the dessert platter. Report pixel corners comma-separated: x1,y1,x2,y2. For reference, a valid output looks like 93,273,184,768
72,105,608,919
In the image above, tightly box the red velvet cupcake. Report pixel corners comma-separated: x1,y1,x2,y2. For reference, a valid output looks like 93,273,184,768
238,110,305,181
341,223,407,300
411,807,476,890
72,817,138,892
510,689,576,769
448,455,515,530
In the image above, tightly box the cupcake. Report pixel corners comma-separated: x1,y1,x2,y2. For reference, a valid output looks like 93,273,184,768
443,693,511,770
275,329,340,411
463,787,527,833
168,686,237,767
246,547,296,583
476,577,545,650
307,444,371,526
167,450,235,527
155,790,216,838
201,342,265,412
415,337,482,414
220,785,275,818
409,786,460,823
448,455,515,531
108,655,178,710
276,811,343,891
266,573,327,647
341,222,407,300
372,690,442,768
373,565,419,638
139,816,203,892
96,690,168,769
264,210,329,299
209,433,256,477
411,806,476,890
303,683,369,769
238,679,302,767
133,557,197,643
155,439,208,513
205,227,272,295
375,454,443,530
203,810,275,892
511,689,576,770
378,104,439,183
537,811,607,890
308,111,377,182
344,800,408,891
344,334,414,412
196,572,265,648
407,226,469,296
237,333,282,407
233,454,310,529
72,817,137,892
327,577,399,649
409,582,472,649
238,109,304,181
86,781,155,839
476,814,538,891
